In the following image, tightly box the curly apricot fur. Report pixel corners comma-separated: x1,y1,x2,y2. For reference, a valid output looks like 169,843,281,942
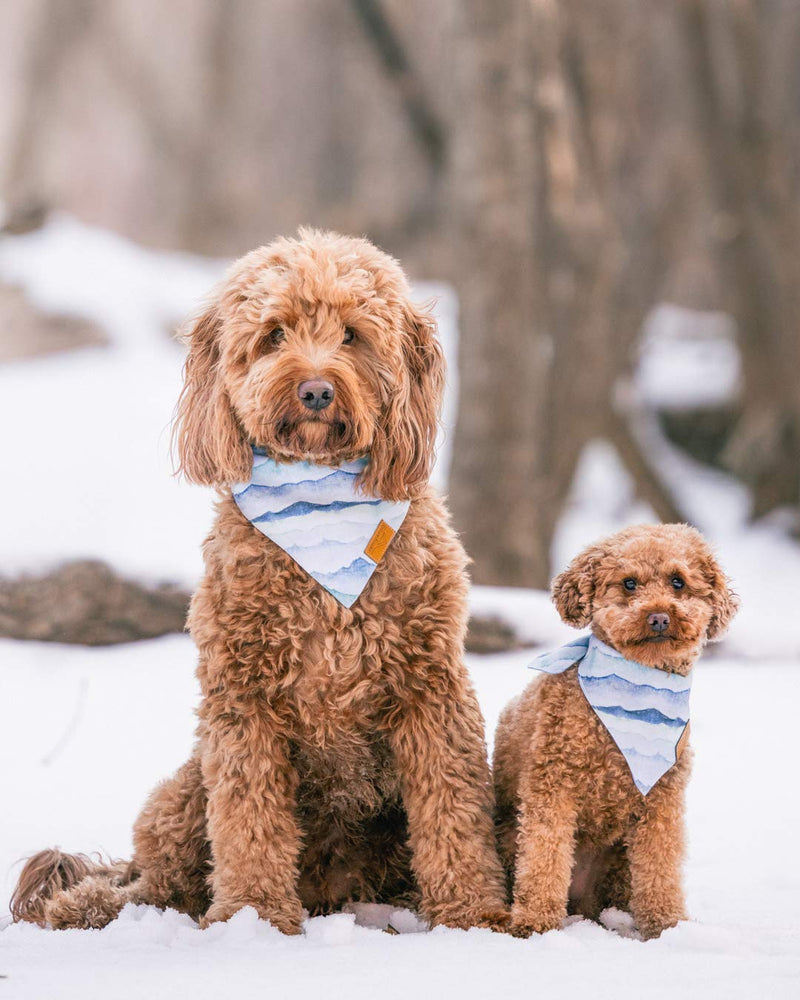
14,230,506,934
495,523,738,939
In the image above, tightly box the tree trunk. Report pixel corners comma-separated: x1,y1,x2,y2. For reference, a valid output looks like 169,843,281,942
448,0,678,586
678,0,800,516
447,1,555,587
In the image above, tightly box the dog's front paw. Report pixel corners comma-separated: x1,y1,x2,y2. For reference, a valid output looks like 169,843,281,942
510,902,565,937
428,902,510,933
634,908,685,940
201,898,303,935
471,907,512,933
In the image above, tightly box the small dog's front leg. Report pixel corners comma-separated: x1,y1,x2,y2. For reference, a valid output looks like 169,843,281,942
628,776,686,938
200,712,303,935
390,695,508,931
510,770,577,936
626,782,687,939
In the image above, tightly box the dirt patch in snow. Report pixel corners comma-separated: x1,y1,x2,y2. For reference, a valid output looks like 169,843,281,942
0,561,189,645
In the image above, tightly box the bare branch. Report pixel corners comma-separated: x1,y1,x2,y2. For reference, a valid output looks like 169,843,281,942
350,0,446,169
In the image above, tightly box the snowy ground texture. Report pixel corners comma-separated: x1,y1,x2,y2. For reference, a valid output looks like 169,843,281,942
2,640,799,999
1,217,799,998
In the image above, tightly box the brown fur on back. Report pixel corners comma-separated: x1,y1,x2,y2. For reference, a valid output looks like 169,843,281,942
14,230,507,934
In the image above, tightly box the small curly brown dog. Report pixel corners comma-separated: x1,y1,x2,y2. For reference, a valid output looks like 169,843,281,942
12,229,507,934
494,523,738,939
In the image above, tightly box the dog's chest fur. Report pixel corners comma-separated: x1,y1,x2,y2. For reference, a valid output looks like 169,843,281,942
283,627,401,812
533,671,692,841
191,493,464,816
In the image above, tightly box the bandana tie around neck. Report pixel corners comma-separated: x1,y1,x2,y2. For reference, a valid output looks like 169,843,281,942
530,635,691,795
232,448,410,608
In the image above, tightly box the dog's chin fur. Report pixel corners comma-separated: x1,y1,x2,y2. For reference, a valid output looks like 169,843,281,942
599,638,701,675
591,614,707,676
254,417,371,467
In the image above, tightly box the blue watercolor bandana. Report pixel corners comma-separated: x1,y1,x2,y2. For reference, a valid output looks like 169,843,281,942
530,635,692,795
232,448,410,608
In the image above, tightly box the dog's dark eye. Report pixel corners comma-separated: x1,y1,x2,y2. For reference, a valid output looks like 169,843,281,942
257,327,284,355
342,327,356,345
671,575,685,590
623,578,637,592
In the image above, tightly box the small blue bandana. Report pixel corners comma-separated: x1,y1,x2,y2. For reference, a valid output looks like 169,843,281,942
232,448,410,608
530,634,692,795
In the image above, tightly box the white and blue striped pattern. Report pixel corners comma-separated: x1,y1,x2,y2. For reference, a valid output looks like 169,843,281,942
232,449,409,608
531,634,691,795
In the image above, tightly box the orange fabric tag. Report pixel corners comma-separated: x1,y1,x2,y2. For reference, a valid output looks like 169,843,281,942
364,520,395,563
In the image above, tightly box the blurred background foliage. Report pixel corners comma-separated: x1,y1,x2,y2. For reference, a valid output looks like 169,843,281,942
0,0,798,593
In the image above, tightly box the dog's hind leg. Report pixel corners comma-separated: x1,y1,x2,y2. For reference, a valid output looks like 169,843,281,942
128,754,212,920
493,787,519,901
55,755,211,928
43,870,140,929
297,798,418,916
568,840,630,922
14,756,211,930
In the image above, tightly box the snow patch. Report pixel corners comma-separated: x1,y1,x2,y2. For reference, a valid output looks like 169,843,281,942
636,304,741,410
2,639,799,999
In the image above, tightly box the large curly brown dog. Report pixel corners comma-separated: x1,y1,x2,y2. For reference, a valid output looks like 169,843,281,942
493,524,738,939
12,230,507,934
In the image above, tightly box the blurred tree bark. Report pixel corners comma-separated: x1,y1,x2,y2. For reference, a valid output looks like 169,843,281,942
0,0,453,273
446,2,551,587
448,0,684,586
1,0,798,587
448,0,800,586
677,0,800,519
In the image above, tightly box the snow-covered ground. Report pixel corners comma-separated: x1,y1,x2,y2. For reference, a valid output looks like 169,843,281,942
1,216,799,998
2,639,799,999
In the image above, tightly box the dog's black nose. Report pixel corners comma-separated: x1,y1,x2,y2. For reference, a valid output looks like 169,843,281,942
298,379,335,411
647,612,670,634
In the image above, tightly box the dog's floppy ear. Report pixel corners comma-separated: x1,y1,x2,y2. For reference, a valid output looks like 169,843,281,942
173,301,252,486
701,551,740,641
365,298,445,501
551,546,600,628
